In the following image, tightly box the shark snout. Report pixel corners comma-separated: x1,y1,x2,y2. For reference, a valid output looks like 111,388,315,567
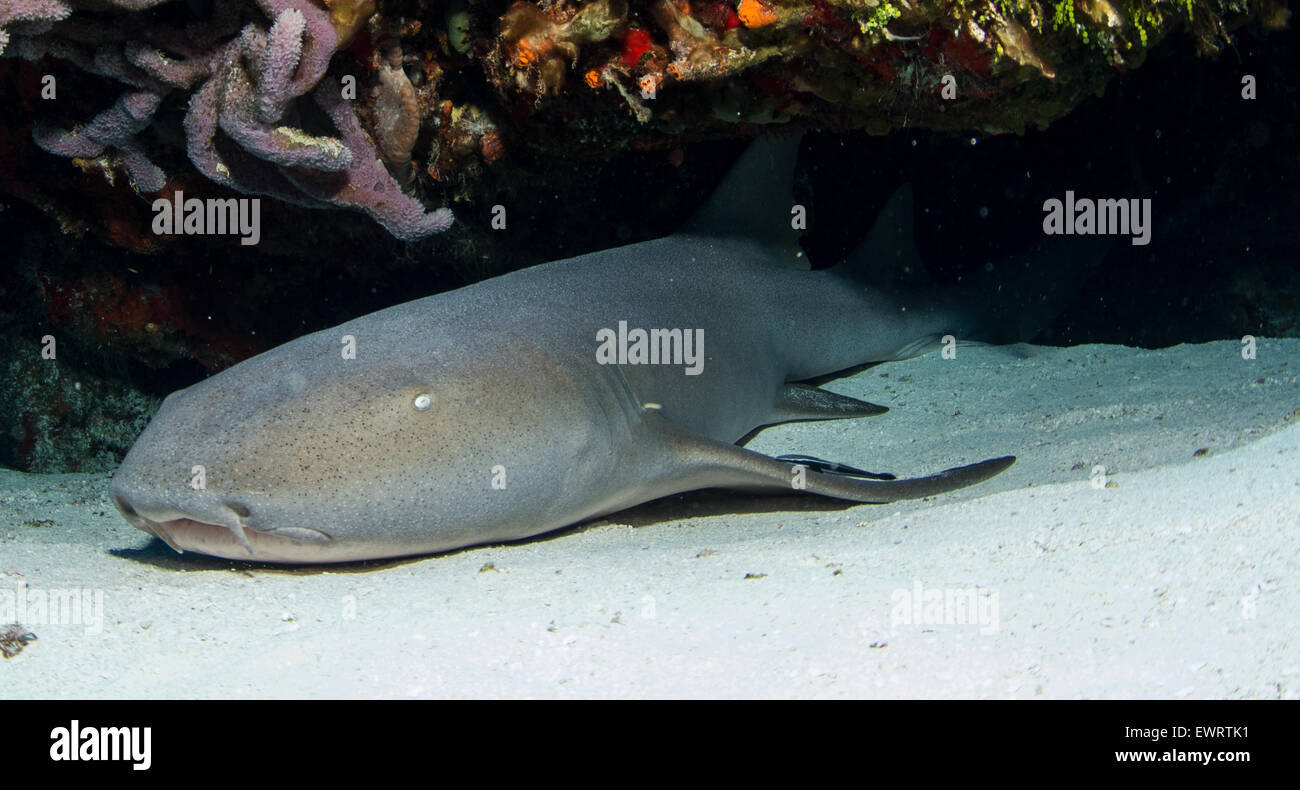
110,482,335,562
110,483,244,530
111,487,250,544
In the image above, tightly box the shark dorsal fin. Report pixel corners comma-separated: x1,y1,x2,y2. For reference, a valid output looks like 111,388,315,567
679,134,805,266
841,183,929,286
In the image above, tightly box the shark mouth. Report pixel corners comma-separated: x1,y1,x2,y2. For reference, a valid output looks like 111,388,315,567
112,495,334,563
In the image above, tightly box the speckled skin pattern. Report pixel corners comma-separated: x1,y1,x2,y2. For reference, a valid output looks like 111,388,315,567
109,140,1013,563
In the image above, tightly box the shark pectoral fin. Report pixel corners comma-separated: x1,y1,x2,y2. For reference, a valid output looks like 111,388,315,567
665,423,1014,503
768,383,889,424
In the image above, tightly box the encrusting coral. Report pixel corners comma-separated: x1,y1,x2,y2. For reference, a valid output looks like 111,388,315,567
485,0,1285,138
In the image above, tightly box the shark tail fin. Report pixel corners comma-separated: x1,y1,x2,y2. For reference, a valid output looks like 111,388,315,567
836,183,1111,348
956,233,1113,345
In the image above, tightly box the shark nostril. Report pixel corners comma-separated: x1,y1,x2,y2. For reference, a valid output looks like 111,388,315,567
225,501,252,519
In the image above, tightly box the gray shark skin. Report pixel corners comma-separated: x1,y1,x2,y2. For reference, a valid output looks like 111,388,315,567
111,137,1025,563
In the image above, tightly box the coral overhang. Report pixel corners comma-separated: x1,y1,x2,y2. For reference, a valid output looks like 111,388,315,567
0,0,1289,244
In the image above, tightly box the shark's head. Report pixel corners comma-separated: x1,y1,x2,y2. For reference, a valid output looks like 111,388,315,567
110,310,608,563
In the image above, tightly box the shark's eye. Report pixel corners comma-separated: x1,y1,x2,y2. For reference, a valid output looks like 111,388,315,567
412,393,432,411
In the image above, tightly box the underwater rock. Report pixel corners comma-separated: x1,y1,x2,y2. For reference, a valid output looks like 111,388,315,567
2,1,1285,248
0,329,159,473
482,0,1284,139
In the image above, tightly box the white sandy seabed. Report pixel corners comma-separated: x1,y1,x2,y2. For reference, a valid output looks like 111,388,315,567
0,339,1297,699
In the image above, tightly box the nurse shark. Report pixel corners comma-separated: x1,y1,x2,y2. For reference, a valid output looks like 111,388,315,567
110,136,1092,563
